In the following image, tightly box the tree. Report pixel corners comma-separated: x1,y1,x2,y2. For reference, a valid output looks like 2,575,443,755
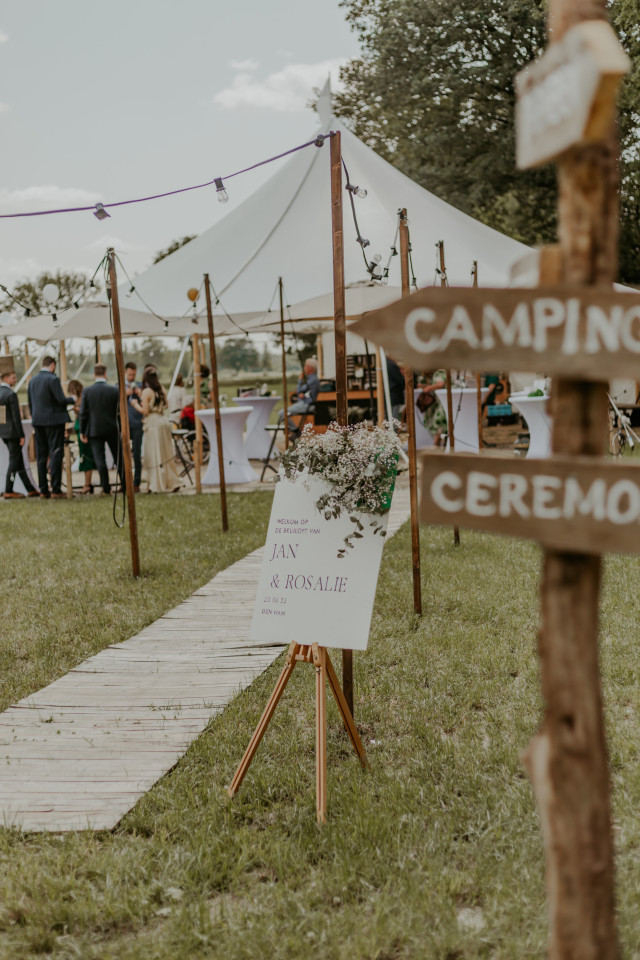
153,236,197,264
2,270,98,316
334,0,640,282
218,338,261,373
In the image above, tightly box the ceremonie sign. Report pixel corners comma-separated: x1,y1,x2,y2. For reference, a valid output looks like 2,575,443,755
353,286,640,381
420,452,640,555
250,472,390,651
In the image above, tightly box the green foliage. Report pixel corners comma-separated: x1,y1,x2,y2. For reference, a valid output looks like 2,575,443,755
152,236,197,265
218,337,261,373
335,0,640,282
2,271,98,316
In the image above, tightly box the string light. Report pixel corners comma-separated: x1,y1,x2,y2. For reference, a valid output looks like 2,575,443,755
214,178,229,204
93,203,110,221
0,258,105,320
346,183,367,199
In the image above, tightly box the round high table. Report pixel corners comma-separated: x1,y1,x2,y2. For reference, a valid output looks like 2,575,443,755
509,393,553,459
435,386,491,453
232,395,281,460
196,407,258,485
0,419,37,496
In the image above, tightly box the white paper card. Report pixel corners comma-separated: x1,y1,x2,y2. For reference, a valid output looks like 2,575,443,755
250,472,391,651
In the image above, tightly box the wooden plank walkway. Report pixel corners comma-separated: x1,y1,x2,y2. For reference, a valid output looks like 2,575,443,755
0,483,410,832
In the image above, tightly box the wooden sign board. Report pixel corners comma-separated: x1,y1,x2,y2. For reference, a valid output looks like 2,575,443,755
251,471,391,652
352,285,640,381
515,20,629,169
420,451,640,555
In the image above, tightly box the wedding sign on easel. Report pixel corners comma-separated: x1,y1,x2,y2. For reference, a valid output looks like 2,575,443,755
228,423,400,824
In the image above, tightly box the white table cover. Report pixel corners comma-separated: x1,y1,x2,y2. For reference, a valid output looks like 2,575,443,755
435,387,491,454
196,408,258,485
232,395,281,459
509,393,553,459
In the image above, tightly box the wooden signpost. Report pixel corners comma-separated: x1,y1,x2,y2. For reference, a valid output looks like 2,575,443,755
352,3,628,954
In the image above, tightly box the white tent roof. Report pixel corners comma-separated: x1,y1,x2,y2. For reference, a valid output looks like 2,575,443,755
129,81,529,325
1,301,168,342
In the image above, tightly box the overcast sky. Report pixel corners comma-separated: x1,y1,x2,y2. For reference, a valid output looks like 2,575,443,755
0,0,360,290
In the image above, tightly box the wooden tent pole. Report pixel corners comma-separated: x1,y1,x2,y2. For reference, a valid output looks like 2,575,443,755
59,340,73,500
375,347,385,425
2,337,9,355
278,277,290,450
94,337,101,364
204,275,228,531
192,333,203,494
520,1,618,953
330,129,353,715
439,240,460,546
107,249,140,578
24,341,31,383
472,261,483,450
399,210,422,616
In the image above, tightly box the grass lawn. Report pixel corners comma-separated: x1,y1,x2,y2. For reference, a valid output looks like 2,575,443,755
1,512,640,958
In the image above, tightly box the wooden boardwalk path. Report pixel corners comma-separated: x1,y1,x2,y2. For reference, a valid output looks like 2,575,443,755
0,484,410,832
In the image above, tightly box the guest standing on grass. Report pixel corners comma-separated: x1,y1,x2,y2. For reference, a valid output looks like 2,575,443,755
0,364,38,500
27,355,74,499
130,369,182,494
79,364,125,496
125,361,143,493
67,380,96,495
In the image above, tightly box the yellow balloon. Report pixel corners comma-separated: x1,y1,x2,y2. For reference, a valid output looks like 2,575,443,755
187,287,199,302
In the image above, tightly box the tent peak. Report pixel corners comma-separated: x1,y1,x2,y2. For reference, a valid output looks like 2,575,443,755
316,76,333,127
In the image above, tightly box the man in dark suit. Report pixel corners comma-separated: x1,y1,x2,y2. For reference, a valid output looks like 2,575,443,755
0,358,38,499
79,364,125,495
27,354,74,499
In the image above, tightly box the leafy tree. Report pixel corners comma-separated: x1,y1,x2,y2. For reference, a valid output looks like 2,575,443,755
153,236,197,264
218,337,261,373
335,0,640,282
2,270,98,316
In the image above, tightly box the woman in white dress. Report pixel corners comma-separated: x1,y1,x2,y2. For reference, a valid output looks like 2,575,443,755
131,371,182,493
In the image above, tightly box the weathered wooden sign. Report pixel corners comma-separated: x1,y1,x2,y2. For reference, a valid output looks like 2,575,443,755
353,285,640,380
515,20,629,169
420,451,640,555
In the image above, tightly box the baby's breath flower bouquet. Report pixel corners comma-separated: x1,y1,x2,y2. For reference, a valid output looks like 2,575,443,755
276,421,401,557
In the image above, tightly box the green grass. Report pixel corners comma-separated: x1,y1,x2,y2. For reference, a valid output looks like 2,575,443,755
2,517,640,958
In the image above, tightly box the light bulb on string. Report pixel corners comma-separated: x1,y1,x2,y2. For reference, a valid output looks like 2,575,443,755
42,282,59,305
93,203,110,221
347,183,367,199
214,178,229,204
373,254,382,263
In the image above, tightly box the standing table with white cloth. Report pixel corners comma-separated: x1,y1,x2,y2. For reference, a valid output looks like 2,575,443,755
0,419,37,496
435,387,491,454
509,393,553,459
232,395,281,460
195,408,258,485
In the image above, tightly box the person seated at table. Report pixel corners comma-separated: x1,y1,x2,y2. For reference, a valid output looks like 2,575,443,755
180,401,195,431
280,358,320,436
417,369,447,446
130,369,182,494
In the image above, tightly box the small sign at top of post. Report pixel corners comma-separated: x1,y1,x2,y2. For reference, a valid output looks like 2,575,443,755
515,19,629,169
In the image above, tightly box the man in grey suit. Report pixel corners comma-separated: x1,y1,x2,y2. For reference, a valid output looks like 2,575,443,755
0,358,38,499
27,354,74,499
79,364,125,495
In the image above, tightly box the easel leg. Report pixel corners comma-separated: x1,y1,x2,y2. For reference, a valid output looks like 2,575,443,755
313,644,328,826
227,641,299,798
325,652,369,770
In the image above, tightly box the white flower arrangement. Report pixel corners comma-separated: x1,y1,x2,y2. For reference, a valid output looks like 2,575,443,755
276,421,402,557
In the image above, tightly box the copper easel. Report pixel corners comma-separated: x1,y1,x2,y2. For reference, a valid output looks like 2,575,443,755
228,641,368,825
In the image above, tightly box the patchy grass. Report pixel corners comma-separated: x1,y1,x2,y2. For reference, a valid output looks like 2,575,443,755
1,517,640,958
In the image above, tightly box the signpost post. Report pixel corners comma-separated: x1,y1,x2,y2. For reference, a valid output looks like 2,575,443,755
351,3,628,952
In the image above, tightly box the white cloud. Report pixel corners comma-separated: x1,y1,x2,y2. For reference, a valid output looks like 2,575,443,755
213,58,345,112
0,102,9,113
230,58,259,71
0,32,8,43
0,185,99,213
86,235,142,254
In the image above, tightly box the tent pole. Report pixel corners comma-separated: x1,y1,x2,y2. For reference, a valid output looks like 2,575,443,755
204,275,229,532
192,333,203,494
278,278,290,450
107,248,140,578
472,261,483,450
438,240,460,546
399,210,422,616
317,333,324,379
59,340,74,500
94,337,101,364
24,341,31,384
330,130,353,716
2,337,9,355
376,347,385,426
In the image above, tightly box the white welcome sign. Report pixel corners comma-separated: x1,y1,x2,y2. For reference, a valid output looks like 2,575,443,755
251,472,392,651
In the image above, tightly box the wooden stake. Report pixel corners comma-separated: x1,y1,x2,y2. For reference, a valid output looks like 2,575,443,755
313,644,328,825
399,210,422,615
192,333,202,494
107,249,140,578
471,261,484,450
438,241,460,546
375,346,385,425
278,277,290,450
204,275,229,532
330,130,353,715
520,3,618,955
59,340,73,500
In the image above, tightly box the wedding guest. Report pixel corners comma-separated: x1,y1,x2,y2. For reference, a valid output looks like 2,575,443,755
0,363,38,499
130,369,182,493
125,361,143,493
27,355,75,499
281,358,319,435
167,375,187,423
79,364,125,495
68,379,96,495
386,356,405,421
418,370,447,446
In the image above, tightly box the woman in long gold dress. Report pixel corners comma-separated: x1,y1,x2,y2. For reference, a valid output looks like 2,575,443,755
131,371,182,493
